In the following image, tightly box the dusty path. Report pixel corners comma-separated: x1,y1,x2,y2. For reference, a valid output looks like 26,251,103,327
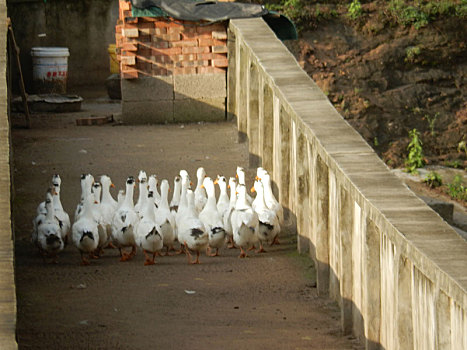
11,96,363,349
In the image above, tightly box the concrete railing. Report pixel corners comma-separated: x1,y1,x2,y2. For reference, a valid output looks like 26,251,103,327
0,0,18,348
228,18,466,349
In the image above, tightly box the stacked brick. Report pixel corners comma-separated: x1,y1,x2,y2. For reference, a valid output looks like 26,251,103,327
116,0,228,79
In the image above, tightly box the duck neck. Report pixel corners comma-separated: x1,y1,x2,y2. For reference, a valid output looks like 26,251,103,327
52,187,64,211
81,192,94,220
123,183,135,208
101,183,113,204
159,184,170,209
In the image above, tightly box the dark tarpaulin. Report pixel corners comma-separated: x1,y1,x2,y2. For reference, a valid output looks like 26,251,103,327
130,0,268,22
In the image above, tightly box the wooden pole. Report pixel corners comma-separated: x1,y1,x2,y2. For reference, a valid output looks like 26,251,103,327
7,17,31,128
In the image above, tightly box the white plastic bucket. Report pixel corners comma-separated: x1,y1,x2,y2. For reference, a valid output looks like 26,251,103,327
31,47,69,94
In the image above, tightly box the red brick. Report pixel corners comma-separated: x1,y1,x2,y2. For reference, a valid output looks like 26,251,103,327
152,41,170,49
152,67,168,76
196,24,226,34
155,27,168,36
166,20,184,28
119,0,131,11
121,69,139,79
198,38,227,47
137,47,152,56
159,33,181,42
212,31,228,40
141,17,162,22
122,28,138,38
197,53,227,60
212,58,228,68
121,42,138,51
152,47,182,56
170,40,198,47
136,60,152,72
121,55,136,65
181,46,210,54
197,66,226,74
155,21,170,28
138,34,152,43
172,54,196,62
167,26,183,34
154,55,174,64
211,45,228,53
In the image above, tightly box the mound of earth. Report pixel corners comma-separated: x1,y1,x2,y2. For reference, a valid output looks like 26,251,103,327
284,1,466,169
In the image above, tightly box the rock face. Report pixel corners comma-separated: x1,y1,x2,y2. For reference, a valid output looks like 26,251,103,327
286,8,466,169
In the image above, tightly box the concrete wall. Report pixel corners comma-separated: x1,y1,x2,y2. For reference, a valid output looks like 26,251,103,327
121,74,226,123
0,0,18,348
7,0,118,91
228,18,467,349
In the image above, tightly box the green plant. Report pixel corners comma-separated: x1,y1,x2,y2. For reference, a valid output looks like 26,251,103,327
447,175,467,201
423,171,442,188
424,112,438,136
374,137,379,147
348,0,363,20
445,159,462,168
405,46,421,63
458,140,467,155
405,128,425,174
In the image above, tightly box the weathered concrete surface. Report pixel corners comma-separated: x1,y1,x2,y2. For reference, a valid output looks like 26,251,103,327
174,73,226,100
121,74,226,123
7,0,118,90
0,0,18,348
228,17,467,349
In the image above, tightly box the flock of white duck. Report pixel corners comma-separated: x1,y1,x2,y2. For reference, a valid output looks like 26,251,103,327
32,166,284,266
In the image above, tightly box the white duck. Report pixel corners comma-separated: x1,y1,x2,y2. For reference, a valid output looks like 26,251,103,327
223,177,237,249
33,188,64,263
98,175,118,250
135,191,163,265
111,176,139,261
75,173,95,221
134,170,148,215
35,174,70,244
236,166,254,204
216,175,230,217
175,170,192,251
91,181,108,257
71,185,99,266
199,177,227,257
169,175,181,212
148,174,161,208
177,190,208,264
155,179,176,255
260,173,284,244
117,189,125,209
231,184,259,258
194,167,207,213
251,179,280,252
50,174,71,244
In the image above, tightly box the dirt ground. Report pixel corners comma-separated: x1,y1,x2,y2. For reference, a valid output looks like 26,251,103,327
10,92,364,349
284,1,466,170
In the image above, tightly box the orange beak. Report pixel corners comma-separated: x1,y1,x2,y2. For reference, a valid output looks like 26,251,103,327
250,186,256,193
214,179,218,185
255,176,260,181
235,174,238,179
201,184,205,189
111,183,115,188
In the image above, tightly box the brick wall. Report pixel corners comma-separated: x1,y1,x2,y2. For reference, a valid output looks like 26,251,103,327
116,0,228,79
